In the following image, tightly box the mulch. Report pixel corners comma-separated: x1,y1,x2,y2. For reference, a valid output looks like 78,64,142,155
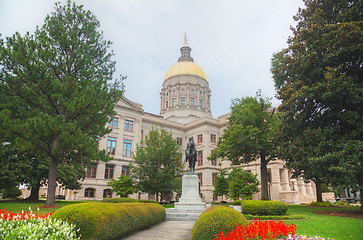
313,209,363,219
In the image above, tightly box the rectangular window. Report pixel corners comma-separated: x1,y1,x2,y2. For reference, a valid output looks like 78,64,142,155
109,117,119,128
177,137,183,145
122,166,130,176
181,98,185,106
106,137,116,155
199,99,202,107
103,189,112,198
123,140,132,157
125,120,134,131
210,134,216,143
86,163,97,178
197,134,203,143
212,173,217,185
198,173,203,185
166,101,168,108
197,150,203,166
84,188,95,198
172,98,176,107
104,164,114,179
211,159,217,166
191,98,195,107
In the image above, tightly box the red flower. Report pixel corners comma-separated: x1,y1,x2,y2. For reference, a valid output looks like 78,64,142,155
214,219,296,240
0,209,54,221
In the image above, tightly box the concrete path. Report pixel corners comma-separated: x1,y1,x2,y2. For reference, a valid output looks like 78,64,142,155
121,220,195,240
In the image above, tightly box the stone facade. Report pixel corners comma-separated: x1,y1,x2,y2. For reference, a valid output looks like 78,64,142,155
24,38,331,204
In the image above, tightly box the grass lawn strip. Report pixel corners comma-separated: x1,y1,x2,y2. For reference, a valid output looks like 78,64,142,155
286,205,363,240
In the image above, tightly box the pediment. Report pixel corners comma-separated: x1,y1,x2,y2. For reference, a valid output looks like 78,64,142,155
115,96,143,112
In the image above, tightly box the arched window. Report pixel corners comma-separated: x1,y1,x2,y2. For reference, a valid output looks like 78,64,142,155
84,188,95,198
103,189,112,198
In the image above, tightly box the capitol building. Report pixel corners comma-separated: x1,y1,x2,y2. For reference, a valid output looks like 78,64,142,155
32,37,332,204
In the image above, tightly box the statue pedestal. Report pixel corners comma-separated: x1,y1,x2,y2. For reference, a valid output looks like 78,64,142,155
166,174,206,220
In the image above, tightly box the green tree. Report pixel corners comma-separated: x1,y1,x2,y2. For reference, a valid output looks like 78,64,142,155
0,1,123,205
209,91,280,200
130,128,184,201
227,168,260,201
213,168,229,202
107,175,136,197
0,141,87,201
271,0,362,204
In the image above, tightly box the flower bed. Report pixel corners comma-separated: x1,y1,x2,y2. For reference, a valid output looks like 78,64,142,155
214,219,296,240
0,209,80,240
0,209,53,221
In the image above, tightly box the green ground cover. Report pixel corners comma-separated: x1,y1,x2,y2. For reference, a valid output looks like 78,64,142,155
0,200,89,214
285,205,363,240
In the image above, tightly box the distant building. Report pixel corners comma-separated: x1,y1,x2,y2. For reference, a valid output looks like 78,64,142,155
27,37,333,203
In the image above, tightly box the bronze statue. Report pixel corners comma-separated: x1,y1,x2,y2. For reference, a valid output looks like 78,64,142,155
185,137,197,174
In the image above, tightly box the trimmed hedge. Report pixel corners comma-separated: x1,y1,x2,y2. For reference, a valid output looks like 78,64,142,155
101,197,138,203
309,201,334,207
238,200,288,216
244,214,306,220
192,206,248,240
51,202,165,240
101,197,158,204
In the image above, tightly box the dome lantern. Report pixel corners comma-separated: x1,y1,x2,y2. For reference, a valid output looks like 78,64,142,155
178,33,193,62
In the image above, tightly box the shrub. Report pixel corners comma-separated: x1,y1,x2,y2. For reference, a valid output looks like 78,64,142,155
51,202,165,240
1,187,22,199
334,201,350,206
101,197,158,204
192,205,248,240
309,201,334,207
101,197,138,203
239,200,288,216
244,214,306,220
138,199,158,204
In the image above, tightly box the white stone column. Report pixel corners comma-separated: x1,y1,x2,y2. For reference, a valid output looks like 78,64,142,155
305,182,315,200
97,162,105,180
270,167,282,200
280,169,290,192
297,178,307,202
114,164,122,179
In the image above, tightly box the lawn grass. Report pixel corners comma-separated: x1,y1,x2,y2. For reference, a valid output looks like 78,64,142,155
0,200,91,214
285,205,363,240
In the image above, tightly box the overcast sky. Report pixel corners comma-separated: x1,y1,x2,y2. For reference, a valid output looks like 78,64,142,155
0,0,305,118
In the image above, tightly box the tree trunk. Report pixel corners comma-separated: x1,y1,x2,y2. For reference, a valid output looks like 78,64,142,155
46,157,58,206
260,152,269,200
46,137,60,206
315,178,323,202
27,181,41,201
359,173,363,210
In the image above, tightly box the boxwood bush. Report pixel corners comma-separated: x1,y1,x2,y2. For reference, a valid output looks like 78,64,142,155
239,200,288,215
192,206,248,240
51,202,165,240
309,201,334,207
101,197,138,203
101,197,158,204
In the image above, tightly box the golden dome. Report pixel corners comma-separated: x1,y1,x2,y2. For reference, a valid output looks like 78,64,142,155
165,61,207,81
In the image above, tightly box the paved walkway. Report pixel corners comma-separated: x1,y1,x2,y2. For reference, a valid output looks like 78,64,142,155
121,220,195,240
